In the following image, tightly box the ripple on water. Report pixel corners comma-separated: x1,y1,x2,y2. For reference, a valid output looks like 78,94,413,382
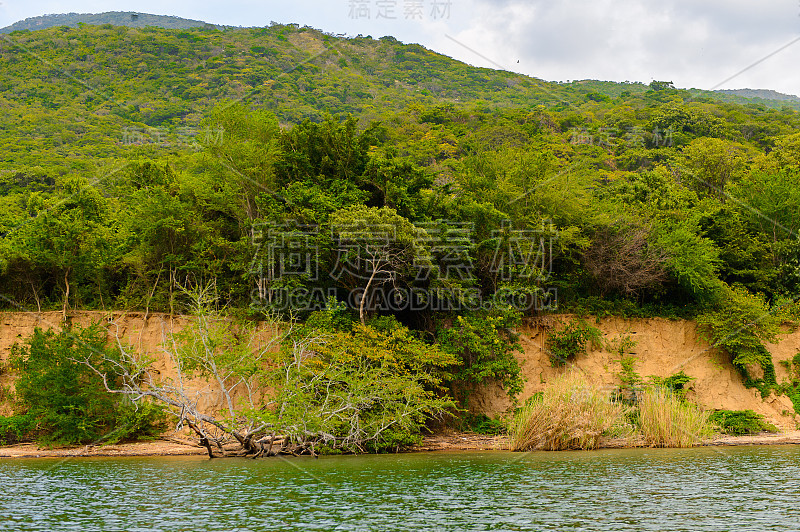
1,446,800,531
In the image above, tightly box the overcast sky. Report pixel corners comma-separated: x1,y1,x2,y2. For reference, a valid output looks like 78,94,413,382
2,0,799,95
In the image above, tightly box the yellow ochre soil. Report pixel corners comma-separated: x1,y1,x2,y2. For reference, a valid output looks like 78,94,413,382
1,311,800,447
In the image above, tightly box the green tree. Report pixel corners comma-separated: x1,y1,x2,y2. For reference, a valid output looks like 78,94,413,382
14,176,113,317
681,138,746,199
329,205,432,324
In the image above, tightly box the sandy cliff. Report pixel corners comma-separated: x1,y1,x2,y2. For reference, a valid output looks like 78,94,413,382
1,311,798,430
0,310,276,417
470,316,800,431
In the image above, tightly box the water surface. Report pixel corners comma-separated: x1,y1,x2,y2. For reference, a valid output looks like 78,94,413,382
2,446,799,531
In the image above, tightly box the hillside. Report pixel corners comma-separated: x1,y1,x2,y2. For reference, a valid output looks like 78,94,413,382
0,12,221,33
1,16,800,430
0,21,565,170
1,311,798,430
716,88,800,103
1,18,799,172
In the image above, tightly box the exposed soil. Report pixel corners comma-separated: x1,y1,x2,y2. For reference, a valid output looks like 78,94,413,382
0,437,206,459
3,312,800,428
469,316,800,431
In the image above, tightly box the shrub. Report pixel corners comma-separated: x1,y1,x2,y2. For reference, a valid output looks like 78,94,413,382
793,353,800,379
546,319,602,367
649,371,694,400
9,325,165,446
697,285,781,396
709,409,779,435
458,413,507,435
509,373,630,451
0,413,37,445
637,386,713,447
264,318,459,453
102,400,168,444
437,307,524,399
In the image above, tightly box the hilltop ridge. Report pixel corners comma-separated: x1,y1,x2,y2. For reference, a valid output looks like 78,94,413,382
0,11,223,33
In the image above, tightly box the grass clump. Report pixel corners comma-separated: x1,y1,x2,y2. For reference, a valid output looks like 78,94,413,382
509,373,630,451
709,409,779,435
637,386,713,447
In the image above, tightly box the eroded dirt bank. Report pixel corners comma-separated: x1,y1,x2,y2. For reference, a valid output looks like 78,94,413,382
0,310,275,417
1,311,799,434
469,316,800,431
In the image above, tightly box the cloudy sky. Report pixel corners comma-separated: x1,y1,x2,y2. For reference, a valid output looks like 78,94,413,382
2,0,799,95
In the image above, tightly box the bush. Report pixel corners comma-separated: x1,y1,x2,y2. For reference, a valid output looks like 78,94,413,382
649,371,694,400
437,307,524,399
9,325,165,446
509,373,630,451
793,353,800,379
264,317,459,453
546,319,602,367
697,285,781,396
0,413,37,445
458,413,507,435
103,400,168,444
637,386,713,447
709,409,779,435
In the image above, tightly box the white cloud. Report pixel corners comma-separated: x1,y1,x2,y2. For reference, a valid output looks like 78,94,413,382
438,0,800,93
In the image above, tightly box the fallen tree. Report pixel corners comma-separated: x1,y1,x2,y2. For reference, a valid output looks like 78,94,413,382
77,288,456,457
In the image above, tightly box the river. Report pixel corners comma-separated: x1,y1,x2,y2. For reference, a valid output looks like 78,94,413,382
1,446,799,531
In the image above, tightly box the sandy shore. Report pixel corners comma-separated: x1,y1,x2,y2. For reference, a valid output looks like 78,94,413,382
2,431,799,459
0,437,207,459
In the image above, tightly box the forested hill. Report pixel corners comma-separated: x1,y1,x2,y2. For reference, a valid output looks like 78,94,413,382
0,20,564,169
0,12,220,33
2,19,800,173
1,16,800,402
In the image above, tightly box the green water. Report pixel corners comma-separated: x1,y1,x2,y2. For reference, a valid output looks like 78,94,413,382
1,446,800,531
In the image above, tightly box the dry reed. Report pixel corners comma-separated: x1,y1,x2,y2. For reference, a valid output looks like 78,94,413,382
509,373,630,451
636,385,713,447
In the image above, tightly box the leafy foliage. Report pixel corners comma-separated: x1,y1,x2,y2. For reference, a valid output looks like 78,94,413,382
546,319,602,367
697,285,781,395
0,413,36,445
259,311,458,453
649,371,694,400
457,413,507,435
9,325,165,445
709,409,779,435
437,308,524,399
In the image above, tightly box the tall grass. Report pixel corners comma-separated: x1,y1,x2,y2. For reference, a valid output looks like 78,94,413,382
509,373,630,451
637,386,713,447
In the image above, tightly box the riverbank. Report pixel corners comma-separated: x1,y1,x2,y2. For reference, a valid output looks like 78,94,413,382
3,430,800,458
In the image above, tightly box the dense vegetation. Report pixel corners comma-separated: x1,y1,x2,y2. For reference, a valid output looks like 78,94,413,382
1,20,800,446
1,326,165,445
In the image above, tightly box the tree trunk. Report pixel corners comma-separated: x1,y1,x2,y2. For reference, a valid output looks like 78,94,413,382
62,267,71,321
360,267,379,326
